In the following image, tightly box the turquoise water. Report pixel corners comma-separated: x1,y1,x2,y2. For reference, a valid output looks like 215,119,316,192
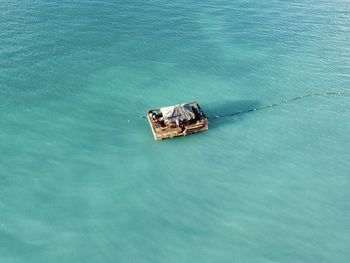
1,0,350,262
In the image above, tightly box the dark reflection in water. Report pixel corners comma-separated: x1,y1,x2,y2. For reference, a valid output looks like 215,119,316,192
204,100,260,129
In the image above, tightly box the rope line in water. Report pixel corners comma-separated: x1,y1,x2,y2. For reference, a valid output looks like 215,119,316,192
134,90,349,121
207,90,349,120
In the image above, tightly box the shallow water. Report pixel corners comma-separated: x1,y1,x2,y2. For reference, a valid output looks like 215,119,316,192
1,1,350,262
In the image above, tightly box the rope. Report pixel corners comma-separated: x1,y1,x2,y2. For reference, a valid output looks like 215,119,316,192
133,90,349,122
207,90,349,120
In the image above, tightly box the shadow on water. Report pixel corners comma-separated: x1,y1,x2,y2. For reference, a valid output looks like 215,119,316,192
203,100,260,129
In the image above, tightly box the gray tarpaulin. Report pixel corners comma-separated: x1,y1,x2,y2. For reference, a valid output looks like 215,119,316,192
160,104,195,123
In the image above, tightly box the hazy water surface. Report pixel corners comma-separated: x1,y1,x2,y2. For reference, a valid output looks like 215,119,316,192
1,1,350,262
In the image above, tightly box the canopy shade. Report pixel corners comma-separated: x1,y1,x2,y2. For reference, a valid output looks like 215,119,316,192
160,104,195,123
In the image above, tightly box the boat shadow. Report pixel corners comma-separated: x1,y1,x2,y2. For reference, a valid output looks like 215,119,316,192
203,100,260,129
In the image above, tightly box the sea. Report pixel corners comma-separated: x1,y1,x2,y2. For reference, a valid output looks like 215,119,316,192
1,0,350,262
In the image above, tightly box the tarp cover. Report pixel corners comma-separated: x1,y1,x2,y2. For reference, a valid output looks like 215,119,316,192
160,104,195,123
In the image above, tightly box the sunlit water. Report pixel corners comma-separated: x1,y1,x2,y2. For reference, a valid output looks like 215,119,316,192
1,1,350,262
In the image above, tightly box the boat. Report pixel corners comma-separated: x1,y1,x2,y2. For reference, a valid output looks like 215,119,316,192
146,101,208,140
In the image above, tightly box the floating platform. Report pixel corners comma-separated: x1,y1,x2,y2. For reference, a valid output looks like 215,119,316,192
147,101,208,140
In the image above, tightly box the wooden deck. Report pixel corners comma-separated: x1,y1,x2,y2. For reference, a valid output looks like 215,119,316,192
146,102,208,140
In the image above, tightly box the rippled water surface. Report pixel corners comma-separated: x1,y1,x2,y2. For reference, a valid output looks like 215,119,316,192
1,1,350,262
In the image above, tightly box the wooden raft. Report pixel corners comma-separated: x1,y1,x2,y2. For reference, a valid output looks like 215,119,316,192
146,101,208,140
